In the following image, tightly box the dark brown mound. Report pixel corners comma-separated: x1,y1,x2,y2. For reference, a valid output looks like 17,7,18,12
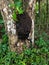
16,12,32,40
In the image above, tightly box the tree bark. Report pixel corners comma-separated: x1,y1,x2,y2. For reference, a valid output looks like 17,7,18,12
0,0,36,53
0,0,18,52
23,0,36,45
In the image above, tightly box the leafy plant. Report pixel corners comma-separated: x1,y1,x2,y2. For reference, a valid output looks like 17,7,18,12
35,2,39,14
35,37,46,47
0,37,49,65
9,0,24,21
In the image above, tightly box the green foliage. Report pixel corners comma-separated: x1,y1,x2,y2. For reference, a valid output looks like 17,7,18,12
0,20,4,24
0,34,49,65
35,1,49,29
12,11,17,21
0,13,4,24
0,13,5,37
15,0,24,14
35,37,46,47
35,2,39,14
32,1,49,65
16,7,24,14
9,0,24,21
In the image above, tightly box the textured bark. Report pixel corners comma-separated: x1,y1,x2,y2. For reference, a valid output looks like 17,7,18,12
23,0,36,45
0,0,36,53
0,0,18,52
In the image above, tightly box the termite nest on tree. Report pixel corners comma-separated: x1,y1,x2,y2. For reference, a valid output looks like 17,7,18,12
16,12,32,40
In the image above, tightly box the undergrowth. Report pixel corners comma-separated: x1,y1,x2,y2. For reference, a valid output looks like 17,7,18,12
0,33,49,65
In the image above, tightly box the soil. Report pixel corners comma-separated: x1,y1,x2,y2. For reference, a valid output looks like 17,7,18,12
16,12,32,40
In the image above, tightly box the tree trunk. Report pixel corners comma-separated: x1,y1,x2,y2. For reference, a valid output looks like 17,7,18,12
0,0,36,53
0,0,18,52
23,0,36,45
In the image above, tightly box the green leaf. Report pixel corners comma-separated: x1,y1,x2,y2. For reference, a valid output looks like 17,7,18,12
19,8,24,14
20,61,26,65
0,20,4,24
15,1,22,8
12,12,17,21
35,2,39,13
17,7,24,14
